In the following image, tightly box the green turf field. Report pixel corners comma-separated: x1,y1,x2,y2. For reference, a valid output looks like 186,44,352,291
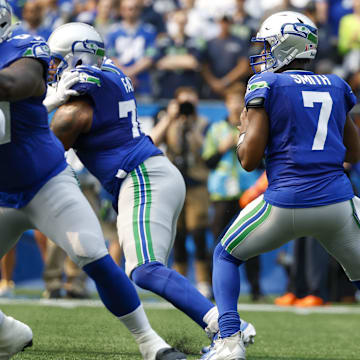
2,301,360,360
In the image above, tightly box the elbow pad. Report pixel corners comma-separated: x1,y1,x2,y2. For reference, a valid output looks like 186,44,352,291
246,97,265,109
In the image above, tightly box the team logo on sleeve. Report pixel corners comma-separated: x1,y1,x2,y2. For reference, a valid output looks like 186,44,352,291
79,72,101,87
23,43,50,59
246,81,270,95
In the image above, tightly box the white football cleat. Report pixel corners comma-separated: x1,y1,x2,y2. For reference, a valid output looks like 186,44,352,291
138,331,186,360
203,319,255,354
240,321,256,347
0,316,33,359
201,332,245,360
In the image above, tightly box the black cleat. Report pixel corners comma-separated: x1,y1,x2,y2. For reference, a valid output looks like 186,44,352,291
155,348,187,360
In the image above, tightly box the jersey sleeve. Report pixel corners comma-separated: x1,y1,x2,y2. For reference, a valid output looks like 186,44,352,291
6,34,51,78
18,35,51,67
343,79,357,113
71,67,102,96
244,72,276,111
8,34,51,80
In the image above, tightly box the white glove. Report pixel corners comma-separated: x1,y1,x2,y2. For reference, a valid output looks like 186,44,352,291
43,71,80,113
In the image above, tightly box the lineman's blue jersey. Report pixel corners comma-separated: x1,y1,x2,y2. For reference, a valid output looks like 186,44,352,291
0,34,67,208
245,70,357,208
71,62,162,211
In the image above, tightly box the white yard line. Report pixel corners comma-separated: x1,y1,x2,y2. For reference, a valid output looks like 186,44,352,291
0,298,359,314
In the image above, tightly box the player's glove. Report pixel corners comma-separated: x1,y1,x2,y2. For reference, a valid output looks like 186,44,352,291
43,71,80,112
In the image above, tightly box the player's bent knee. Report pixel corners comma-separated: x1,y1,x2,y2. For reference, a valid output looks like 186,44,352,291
213,243,243,266
67,232,109,269
131,262,165,292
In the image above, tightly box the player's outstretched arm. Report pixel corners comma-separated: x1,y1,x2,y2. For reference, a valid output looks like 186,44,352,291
0,58,46,101
343,114,360,164
237,108,269,171
51,97,93,150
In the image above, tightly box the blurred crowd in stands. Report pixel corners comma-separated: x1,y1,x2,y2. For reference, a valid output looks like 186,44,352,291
10,0,360,101
1,0,360,305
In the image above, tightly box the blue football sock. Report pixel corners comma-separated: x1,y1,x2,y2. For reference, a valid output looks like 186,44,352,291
83,255,140,317
353,280,360,290
132,262,213,329
213,243,243,338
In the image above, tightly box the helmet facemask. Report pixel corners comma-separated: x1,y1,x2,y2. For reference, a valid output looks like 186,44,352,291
0,0,12,43
250,36,279,74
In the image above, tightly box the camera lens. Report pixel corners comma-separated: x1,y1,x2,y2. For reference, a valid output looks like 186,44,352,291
179,101,195,116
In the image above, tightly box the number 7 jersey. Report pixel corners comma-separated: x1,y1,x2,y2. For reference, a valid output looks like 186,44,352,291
70,63,162,208
244,70,357,208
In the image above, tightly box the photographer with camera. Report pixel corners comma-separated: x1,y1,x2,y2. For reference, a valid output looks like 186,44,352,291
151,87,212,298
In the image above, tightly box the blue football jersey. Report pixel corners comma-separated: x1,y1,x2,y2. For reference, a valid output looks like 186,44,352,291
245,70,357,208
0,34,67,208
71,63,162,210
106,22,157,95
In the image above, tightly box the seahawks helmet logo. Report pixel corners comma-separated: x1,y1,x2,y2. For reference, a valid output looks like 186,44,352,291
281,23,318,45
72,40,105,57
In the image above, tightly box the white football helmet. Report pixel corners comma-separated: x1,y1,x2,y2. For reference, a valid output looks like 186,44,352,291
0,0,12,43
47,22,105,81
250,11,318,74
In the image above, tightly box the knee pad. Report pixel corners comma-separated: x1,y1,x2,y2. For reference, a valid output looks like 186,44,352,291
70,232,108,269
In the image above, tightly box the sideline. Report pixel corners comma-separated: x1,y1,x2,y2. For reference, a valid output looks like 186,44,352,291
0,298,359,315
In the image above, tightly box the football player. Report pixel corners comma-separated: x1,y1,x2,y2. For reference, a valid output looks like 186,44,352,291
209,11,360,360
46,22,256,351
0,2,184,359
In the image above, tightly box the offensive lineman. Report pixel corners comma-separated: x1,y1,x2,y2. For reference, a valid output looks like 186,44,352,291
46,22,256,350
208,11,360,360
0,1,185,359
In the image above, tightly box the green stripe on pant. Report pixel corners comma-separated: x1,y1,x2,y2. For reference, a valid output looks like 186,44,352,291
140,163,156,261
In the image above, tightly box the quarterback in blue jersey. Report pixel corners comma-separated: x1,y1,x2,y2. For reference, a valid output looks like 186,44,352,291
209,11,360,360
0,4,185,360
47,22,257,352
